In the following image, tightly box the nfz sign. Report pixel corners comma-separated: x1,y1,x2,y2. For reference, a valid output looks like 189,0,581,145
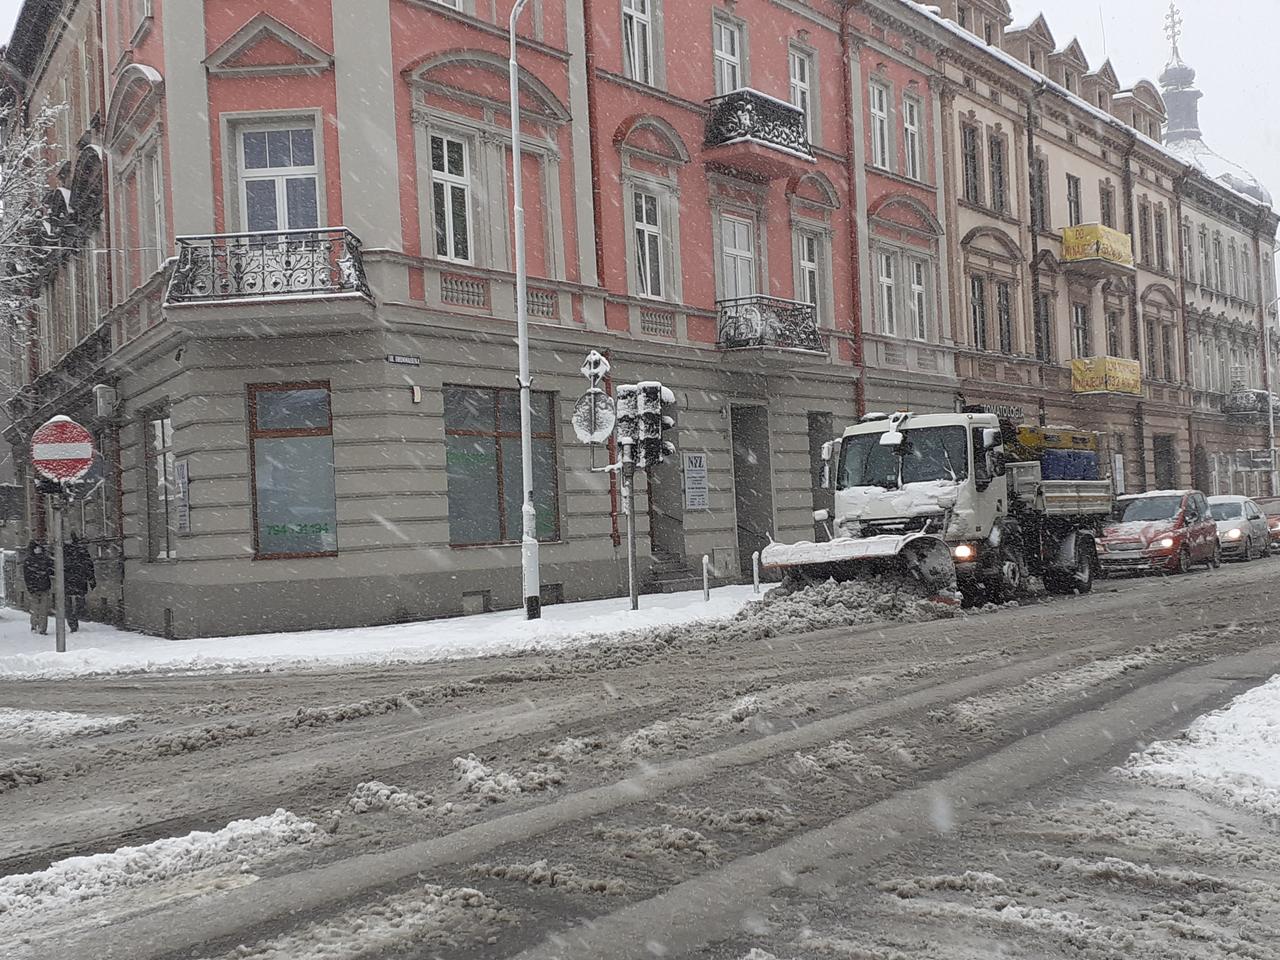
683,452,709,510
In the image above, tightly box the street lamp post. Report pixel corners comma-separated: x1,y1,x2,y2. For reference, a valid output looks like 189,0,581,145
1264,295,1280,496
509,0,540,619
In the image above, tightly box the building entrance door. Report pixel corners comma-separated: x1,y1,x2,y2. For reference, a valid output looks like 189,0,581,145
1153,434,1178,489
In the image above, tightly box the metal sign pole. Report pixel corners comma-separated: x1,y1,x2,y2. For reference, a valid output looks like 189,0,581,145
621,441,638,612
51,491,65,654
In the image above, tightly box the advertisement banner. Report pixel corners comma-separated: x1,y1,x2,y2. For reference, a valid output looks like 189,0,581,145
1071,356,1141,395
1061,224,1134,268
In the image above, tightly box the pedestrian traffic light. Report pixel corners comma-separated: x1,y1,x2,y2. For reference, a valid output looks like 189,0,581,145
635,381,677,469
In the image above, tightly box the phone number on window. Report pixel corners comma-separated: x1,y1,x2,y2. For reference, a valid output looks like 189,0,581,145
265,523,332,536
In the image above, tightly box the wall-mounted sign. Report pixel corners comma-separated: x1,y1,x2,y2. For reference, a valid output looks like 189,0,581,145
1071,356,1142,395
976,403,1024,420
386,354,421,366
683,452,709,510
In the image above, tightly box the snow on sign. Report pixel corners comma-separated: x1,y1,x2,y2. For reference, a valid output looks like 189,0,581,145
30,416,95,482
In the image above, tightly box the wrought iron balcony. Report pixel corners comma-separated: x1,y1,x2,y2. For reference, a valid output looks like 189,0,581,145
704,89,814,179
1225,387,1279,417
167,228,371,304
717,295,824,353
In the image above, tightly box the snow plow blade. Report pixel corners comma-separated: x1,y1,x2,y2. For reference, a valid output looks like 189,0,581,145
760,533,957,595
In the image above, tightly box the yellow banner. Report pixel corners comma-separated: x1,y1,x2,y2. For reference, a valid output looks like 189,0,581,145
1061,224,1134,268
1071,356,1142,395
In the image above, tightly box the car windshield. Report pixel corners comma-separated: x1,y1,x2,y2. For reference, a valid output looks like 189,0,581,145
838,426,969,490
1115,496,1182,522
1210,502,1243,520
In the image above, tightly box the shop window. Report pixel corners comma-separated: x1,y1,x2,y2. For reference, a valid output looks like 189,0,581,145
248,383,338,559
444,386,560,545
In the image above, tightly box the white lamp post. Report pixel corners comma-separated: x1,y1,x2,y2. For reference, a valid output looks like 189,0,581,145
509,0,540,618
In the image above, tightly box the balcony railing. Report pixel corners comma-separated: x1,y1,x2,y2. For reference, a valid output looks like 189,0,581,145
1060,223,1134,276
167,228,370,304
705,88,813,159
717,295,823,352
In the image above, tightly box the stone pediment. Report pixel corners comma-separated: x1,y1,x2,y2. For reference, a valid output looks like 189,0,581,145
205,14,333,77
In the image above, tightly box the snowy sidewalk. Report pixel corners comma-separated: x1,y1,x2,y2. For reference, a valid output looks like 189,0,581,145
0,586,762,680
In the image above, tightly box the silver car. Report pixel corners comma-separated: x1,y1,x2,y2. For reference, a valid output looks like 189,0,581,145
1207,495,1271,561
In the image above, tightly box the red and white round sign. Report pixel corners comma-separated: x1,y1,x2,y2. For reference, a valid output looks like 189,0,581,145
31,416,95,482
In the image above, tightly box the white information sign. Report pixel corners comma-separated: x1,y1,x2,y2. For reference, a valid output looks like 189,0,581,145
683,452,709,510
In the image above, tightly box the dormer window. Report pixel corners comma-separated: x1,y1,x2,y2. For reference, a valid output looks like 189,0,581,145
984,21,994,45
1029,50,1038,70
1098,92,1108,110
957,5,969,30
1065,72,1076,93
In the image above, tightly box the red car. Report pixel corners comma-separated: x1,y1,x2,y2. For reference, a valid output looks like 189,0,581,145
1098,489,1220,576
1253,496,1280,548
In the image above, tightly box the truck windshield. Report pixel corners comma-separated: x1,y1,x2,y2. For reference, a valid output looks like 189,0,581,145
838,426,969,489
1115,496,1182,522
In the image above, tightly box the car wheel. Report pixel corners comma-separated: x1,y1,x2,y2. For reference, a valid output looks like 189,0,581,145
1209,541,1222,569
1177,546,1192,574
1264,538,1272,558
1244,537,1256,562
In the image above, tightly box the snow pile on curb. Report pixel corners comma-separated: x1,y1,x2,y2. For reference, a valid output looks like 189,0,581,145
204,884,509,959
0,809,321,925
1124,673,1280,818
347,780,432,814
0,707,135,742
746,575,956,632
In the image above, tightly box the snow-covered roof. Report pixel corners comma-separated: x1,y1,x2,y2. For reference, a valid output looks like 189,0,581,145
1164,136,1273,207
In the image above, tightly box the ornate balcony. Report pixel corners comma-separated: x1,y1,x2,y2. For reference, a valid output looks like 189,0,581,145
704,88,814,180
1225,387,1279,418
717,295,824,354
166,228,371,304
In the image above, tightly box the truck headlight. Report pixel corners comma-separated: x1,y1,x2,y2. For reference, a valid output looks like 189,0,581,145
953,543,976,561
1225,528,1243,540
1156,536,1175,549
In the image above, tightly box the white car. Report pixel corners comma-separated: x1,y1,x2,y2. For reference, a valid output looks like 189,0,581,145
1207,495,1271,561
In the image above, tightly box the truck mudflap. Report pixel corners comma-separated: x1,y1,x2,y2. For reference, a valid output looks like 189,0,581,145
760,533,957,595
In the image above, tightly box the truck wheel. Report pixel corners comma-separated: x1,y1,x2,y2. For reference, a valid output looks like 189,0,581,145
988,543,1025,604
1047,536,1094,595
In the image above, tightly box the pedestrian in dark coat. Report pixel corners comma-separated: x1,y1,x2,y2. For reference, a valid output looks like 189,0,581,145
63,533,96,633
22,540,53,634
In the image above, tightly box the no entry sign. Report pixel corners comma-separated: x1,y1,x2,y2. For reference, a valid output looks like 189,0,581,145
31,416,95,482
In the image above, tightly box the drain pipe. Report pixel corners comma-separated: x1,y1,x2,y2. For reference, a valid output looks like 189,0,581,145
841,1,867,417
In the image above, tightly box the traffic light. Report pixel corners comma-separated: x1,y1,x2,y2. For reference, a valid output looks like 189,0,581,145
614,384,638,458
635,381,677,469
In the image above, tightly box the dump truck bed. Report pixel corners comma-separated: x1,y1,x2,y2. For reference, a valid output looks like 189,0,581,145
1008,461,1113,516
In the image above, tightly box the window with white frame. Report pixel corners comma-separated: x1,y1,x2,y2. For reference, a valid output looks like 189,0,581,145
1071,302,1091,358
720,214,755,301
1154,206,1168,273
996,281,1013,353
878,251,897,336
1228,242,1240,297
431,0,462,8
869,81,890,169
240,126,319,233
1243,250,1252,302
988,134,1006,212
1181,220,1194,283
712,19,742,96
960,124,981,204
1034,292,1053,362
428,132,472,263
1066,174,1082,227
1199,228,1210,286
622,0,653,85
142,148,166,273
1212,234,1224,290
789,49,814,143
797,230,821,313
909,258,930,341
632,188,663,298
902,97,922,181
969,275,987,349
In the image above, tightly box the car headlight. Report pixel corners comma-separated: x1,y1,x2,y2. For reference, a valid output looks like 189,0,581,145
953,543,975,561
1156,536,1176,549
1225,528,1243,540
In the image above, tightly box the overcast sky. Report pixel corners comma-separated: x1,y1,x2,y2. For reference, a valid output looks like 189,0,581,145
0,0,1275,202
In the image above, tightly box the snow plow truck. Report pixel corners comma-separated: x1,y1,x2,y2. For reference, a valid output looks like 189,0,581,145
761,410,1115,605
